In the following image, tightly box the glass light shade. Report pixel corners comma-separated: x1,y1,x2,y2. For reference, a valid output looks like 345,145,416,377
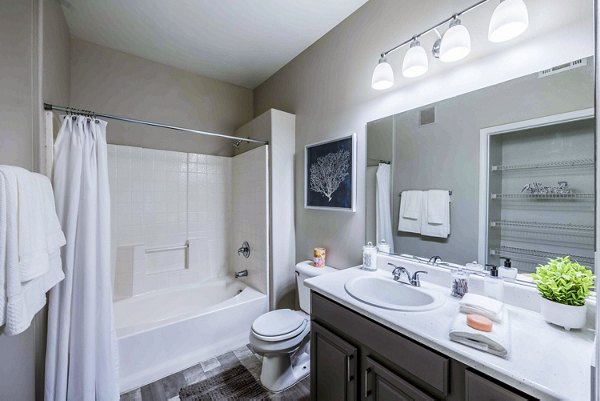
372,59,394,90
439,21,471,63
402,42,428,78
488,0,529,43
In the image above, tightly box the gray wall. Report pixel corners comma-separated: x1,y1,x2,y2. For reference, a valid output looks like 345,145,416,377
389,61,594,265
0,0,70,400
70,39,254,156
253,0,594,269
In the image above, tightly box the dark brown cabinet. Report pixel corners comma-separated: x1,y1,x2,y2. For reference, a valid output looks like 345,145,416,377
311,321,358,401
364,357,435,401
310,292,537,401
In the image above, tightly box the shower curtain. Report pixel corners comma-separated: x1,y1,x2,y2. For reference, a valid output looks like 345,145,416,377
45,116,119,401
376,163,394,253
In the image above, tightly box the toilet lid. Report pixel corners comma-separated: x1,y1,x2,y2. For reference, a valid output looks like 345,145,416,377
252,309,307,342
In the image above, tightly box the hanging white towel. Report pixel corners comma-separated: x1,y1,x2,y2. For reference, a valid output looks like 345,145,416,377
398,191,422,234
375,164,394,253
420,190,450,238
401,190,422,219
0,167,65,335
449,310,510,358
427,190,449,225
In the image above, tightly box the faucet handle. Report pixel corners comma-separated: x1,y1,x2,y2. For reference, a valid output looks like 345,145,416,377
411,271,428,287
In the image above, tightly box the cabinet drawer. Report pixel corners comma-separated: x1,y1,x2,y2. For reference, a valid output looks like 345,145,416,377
465,370,535,401
364,357,436,401
312,292,449,395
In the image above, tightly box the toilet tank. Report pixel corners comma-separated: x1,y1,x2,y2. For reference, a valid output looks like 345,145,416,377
295,261,337,314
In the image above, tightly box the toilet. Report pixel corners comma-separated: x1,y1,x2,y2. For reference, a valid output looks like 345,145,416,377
249,261,337,392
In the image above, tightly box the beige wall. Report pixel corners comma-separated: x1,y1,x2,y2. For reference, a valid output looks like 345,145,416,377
253,0,594,268
236,110,296,309
70,39,253,156
0,0,70,400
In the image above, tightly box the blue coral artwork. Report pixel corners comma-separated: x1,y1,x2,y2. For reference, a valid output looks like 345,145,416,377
305,133,356,211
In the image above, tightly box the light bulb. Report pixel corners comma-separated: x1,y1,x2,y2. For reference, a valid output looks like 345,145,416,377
439,18,471,63
402,39,428,78
372,57,394,90
488,0,529,43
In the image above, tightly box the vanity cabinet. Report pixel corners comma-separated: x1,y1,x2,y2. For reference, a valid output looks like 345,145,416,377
311,321,358,401
310,292,537,401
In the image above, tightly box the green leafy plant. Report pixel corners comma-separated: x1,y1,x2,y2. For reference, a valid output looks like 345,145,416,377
531,256,595,306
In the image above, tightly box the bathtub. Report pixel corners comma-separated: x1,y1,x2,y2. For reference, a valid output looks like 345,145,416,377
114,277,268,392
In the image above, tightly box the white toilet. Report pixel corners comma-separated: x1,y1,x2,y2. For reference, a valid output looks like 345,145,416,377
249,261,337,392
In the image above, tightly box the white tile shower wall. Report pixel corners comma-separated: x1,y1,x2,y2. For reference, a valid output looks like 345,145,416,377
108,144,232,294
231,146,269,294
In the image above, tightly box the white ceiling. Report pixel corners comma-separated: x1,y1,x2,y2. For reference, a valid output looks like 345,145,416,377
60,0,368,88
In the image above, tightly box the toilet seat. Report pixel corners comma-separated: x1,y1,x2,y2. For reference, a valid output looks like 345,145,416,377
251,309,307,342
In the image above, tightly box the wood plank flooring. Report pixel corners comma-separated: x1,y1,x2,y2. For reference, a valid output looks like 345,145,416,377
120,345,310,401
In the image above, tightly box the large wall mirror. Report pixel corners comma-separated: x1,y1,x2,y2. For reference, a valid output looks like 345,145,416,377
366,56,595,277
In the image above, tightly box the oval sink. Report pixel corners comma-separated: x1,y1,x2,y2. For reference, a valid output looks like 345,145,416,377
344,275,445,311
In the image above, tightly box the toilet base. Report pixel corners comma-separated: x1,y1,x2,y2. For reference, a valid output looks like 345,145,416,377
259,342,310,393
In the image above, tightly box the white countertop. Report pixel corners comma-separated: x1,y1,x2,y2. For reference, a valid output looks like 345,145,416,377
305,266,595,401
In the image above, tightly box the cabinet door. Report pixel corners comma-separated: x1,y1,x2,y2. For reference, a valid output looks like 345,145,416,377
364,357,436,401
311,321,358,401
465,370,533,401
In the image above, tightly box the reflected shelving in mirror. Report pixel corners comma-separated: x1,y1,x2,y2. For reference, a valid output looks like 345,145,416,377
491,158,594,171
490,220,594,233
491,192,595,200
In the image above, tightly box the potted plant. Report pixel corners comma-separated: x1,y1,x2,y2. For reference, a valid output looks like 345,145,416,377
532,256,594,331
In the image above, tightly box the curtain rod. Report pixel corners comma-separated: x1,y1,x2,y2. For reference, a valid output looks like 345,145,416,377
43,103,269,145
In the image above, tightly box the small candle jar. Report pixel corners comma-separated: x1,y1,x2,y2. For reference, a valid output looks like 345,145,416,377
313,248,326,267
362,242,377,271
450,267,469,298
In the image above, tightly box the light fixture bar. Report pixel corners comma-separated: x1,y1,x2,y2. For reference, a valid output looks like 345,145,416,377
381,0,490,57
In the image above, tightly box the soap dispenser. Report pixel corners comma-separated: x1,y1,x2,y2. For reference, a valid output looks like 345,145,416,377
499,257,518,279
484,264,504,301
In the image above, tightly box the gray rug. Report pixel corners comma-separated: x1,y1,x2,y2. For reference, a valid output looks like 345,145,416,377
179,364,269,400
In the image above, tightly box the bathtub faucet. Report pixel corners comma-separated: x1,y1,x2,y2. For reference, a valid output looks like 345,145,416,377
235,270,248,278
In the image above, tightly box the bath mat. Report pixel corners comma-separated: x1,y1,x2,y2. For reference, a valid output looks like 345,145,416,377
179,364,269,400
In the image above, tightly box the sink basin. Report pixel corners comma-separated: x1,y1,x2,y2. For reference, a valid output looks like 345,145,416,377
344,275,445,311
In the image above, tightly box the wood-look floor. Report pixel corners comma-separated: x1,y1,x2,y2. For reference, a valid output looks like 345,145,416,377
120,345,310,401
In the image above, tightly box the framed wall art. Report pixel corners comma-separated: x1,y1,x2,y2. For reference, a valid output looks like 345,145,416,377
304,133,356,211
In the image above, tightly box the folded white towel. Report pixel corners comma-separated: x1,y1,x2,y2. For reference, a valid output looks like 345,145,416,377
0,167,65,335
459,293,504,323
427,190,449,225
449,310,510,358
401,191,422,219
420,191,450,238
398,191,422,234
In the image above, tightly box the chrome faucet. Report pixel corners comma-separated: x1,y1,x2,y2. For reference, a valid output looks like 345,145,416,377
234,269,248,278
409,271,428,287
388,263,428,287
428,255,442,265
388,263,410,284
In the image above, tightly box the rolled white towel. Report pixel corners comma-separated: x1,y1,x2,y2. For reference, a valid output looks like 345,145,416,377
459,293,504,323
449,310,510,358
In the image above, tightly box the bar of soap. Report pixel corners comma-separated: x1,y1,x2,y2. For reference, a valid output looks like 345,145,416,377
467,314,493,332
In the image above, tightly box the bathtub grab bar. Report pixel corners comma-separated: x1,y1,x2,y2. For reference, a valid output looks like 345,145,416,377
145,242,189,254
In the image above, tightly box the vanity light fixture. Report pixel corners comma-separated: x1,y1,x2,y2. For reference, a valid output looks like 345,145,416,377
372,56,394,90
439,17,471,63
402,38,429,78
371,0,529,89
488,0,529,43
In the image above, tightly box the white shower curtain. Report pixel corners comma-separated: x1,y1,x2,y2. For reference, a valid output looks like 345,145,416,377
376,163,394,253
45,116,119,401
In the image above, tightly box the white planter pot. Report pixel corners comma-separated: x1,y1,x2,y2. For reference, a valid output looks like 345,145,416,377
539,297,586,331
